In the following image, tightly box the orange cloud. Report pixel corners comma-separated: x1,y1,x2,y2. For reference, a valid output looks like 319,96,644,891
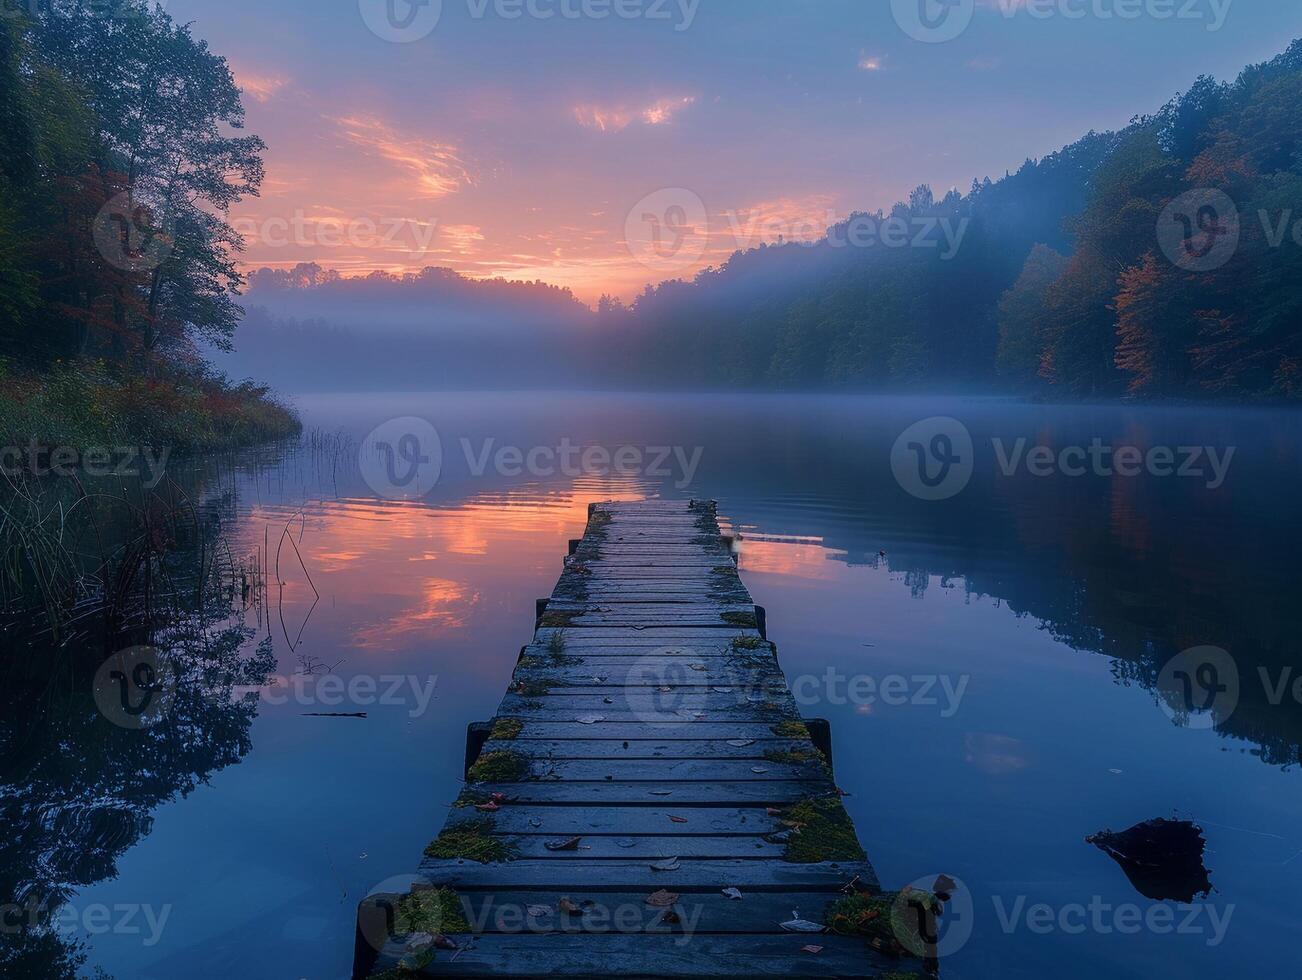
331,114,471,199
641,96,696,125
234,67,289,102
575,95,696,132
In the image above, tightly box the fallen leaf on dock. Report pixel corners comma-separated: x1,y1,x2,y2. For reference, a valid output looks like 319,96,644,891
603,697,614,704
751,767,769,773
649,790,673,796
475,801,500,812
645,889,679,907
780,912,826,933
576,714,605,725
651,857,681,871
544,836,582,851
689,663,707,671
713,687,733,693
801,945,823,954
722,887,743,900
528,817,543,828
658,686,673,693
668,814,688,823
728,738,756,747
526,905,551,918
558,898,585,914
766,807,782,816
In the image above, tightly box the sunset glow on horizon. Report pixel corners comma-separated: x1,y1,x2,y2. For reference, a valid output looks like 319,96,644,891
185,0,1295,303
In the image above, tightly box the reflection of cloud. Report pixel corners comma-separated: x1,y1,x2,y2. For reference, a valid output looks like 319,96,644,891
736,535,837,581
331,115,471,199
354,579,480,650
964,732,1029,774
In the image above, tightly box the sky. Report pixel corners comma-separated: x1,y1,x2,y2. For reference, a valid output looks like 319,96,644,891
168,0,1302,302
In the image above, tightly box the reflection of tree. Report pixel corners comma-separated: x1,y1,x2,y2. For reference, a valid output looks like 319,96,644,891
0,620,273,978
724,442,1302,769
0,453,278,977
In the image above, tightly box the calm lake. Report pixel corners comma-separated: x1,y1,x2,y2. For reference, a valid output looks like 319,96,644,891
7,391,1302,979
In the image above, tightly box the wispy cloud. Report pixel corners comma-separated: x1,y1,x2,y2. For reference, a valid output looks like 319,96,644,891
857,52,884,72
331,114,471,199
441,223,485,254
573,105,634,132
574,95,697,132
233,66,289,102
641,96,696,125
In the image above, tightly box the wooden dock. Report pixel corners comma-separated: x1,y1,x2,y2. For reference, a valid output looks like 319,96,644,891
356,499,932,978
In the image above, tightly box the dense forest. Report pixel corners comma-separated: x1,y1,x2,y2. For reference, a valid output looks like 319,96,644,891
600,40,1302,399
0,1,297,451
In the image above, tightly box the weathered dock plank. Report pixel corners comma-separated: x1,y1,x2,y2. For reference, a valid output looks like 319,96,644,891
355,500,930,979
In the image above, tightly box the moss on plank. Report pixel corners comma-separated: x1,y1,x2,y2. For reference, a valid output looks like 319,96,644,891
720,610,758,628
539,610,582,628
763,746,828,770
397,887,470,936
731,634,766,651
424,817,517,863
771,720,810,739
779,795,866,864
490,717,524,740
467,750,528,783
513,677,551,697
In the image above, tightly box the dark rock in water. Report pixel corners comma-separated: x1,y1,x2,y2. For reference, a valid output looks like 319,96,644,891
1086,818,1212,902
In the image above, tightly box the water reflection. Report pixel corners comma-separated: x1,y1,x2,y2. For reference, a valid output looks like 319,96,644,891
2,392,1299,978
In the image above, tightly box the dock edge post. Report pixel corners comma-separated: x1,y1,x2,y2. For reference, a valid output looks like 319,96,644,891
807,717,834,774
464,721,492,777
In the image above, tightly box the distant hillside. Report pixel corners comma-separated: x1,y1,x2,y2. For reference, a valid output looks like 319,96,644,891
217,264,598,391
225,40,1302,398
599,39,1302,399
